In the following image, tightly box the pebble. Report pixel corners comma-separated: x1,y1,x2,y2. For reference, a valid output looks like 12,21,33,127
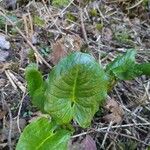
0,50,9,62
0,35,10,50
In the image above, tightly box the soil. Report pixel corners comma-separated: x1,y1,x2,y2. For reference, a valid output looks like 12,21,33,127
0,0,150,149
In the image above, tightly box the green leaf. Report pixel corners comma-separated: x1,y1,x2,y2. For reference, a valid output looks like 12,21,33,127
106,50,137,80
25,64,45,111
134,63,150,76
106,50,150,84
33,16,45,27
44,52,107,128
52,0,70,7
16,117,71,150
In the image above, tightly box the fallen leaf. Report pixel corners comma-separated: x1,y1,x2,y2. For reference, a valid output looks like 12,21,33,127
82,135,97,150
103,98,124,124
51,40,67,65
50,35,82,64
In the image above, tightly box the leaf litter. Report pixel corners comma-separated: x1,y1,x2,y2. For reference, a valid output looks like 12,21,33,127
0,0,150,149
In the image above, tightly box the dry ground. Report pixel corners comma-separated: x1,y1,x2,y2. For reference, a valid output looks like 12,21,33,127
0,0,150,149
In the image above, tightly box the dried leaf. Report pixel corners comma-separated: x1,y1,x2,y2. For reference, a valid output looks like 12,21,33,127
51,41,67,65
50,35,82,64
82,135,97,150
103,99,124,124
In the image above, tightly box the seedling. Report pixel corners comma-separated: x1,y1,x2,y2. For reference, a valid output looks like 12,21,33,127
16,50,150,150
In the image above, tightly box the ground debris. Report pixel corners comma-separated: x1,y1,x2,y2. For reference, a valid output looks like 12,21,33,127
0,35,10,50
103,98,124,124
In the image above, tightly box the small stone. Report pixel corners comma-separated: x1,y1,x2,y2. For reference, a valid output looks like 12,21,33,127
32,33,38,44
0,35,10,50
0,50,9,62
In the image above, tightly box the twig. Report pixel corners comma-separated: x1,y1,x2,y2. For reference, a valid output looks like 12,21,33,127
101,121,113,149
0,10,52,69
121,105,149,123
102,131,150,146
42,0,65,35
72,122,150,138
127,0,144,10
5,70,17,90
1,91,13,150
96,5,109,23
5,70,26,93
79,8,89,45
17,92,27,133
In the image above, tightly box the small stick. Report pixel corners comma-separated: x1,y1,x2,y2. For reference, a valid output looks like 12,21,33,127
0,11,52,69
5,70,17,90
17,92,27,133
101,121,113,149
6,70,26,93
22,14,29,38
79,8,89,45
127,0,144,10
72,122,150,138
1,92,13,150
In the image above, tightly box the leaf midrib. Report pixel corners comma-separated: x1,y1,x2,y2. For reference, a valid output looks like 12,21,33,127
36,132,54,150
72,67,79,102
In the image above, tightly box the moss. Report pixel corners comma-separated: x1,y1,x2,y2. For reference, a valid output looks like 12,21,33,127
66,12,77,22
89,9,98,17
96,23,103,31
52,0,70,7
28,49,36,62
33,16,45,28
114,31,134,45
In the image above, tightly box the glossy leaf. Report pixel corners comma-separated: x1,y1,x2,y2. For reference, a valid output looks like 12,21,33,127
106,50,150,82
44,52,107,128
16,117,71,150
25,64,45,111
134,63,150,76
106,49,136,80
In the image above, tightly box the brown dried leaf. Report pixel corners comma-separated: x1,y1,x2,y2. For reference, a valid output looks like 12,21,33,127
50,35,82,64
51,41,67,65
103,99,124,124
82,135,97,150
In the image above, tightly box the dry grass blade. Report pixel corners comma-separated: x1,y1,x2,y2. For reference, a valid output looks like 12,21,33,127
5,70,26,93
0,10,52,69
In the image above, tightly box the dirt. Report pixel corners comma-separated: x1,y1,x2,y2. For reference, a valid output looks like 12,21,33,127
0,0,150,149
